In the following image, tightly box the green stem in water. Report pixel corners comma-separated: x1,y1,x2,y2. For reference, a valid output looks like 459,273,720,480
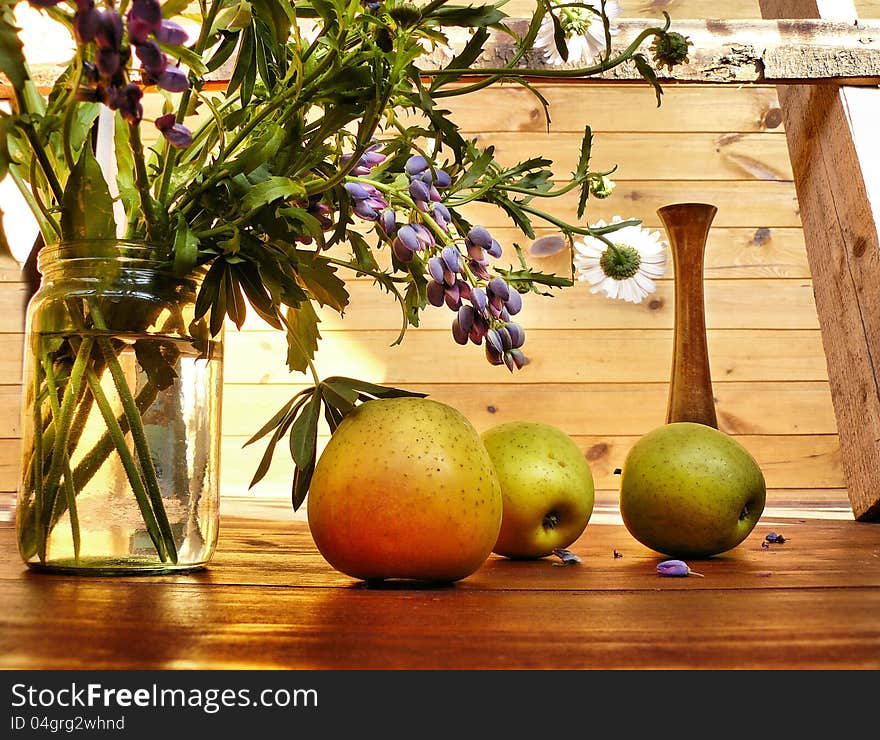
38,337,93,558
40,345,81,562
89,301,178,564
84,368,167,562
29,352,46,562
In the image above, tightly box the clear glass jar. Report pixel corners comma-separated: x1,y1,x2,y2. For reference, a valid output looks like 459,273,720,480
16,241,223,574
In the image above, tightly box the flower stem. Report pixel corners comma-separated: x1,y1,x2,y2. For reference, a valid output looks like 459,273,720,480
38,337,93,557
40,345,81,562
156,0,223,206
127,122,160,243
84,367,168,562
88,301,178,563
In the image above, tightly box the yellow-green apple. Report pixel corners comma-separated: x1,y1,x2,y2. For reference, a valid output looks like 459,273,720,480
307,397,502,583
619,422,766,558
481,421,595,559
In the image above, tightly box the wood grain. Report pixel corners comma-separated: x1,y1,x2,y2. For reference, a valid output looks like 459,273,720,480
430,84,786,134
220,433,844,495
221,382,838,437
221,329,829,384
459,180,801,227
470,131,794,181
1,502,877,670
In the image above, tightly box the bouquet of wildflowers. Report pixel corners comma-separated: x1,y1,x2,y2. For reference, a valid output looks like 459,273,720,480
1,0,690,561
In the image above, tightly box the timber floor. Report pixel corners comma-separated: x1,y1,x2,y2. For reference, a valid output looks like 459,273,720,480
2,491,879,670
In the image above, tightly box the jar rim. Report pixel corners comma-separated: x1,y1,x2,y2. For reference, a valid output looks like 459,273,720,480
37,240,204,281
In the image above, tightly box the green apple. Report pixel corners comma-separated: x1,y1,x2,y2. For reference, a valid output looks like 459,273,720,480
481,421,595,559
619,422,766,558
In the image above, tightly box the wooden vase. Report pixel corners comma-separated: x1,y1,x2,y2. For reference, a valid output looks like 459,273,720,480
657,203,719,428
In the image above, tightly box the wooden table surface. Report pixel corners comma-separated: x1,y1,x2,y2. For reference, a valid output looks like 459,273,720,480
2,494,880,670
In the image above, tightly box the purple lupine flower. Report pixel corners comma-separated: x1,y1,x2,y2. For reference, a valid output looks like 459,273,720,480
73,8,101,43
154,113,192,149
485,341,504,366
127,16,154,45
487,276,510,303
434,169,452,189
128,0,162,31
427,258,446,286
486,238,503,259
309,201,333,231
110,83,144,124
378,209,397,238
157,67,190,92
96,48,121,77
426,280,445,307
440,246,460,274
469,258,492,281
431,202,451,232
469,287,488,314
443,282,461,311
505,288,523,316
405,155,429,176
408,178,430,210
656,559,704,577
451,316,469,345
154,20,190,46
509,349,527,369
457,305,475,334
765,532,787,544
135,41,167,78
409,222,434,251
95,9,124,50
344,182,372,201
504,322,525,349
469,313,489,345
466,226,493,250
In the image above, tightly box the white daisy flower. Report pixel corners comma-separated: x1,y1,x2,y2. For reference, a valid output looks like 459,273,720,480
574,216,667,303
534,1,622,67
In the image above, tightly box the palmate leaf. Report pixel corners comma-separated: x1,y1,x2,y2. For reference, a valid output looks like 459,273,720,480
295,253,349,312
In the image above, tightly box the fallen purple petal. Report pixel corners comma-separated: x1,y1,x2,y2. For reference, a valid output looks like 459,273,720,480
552,548,581,565
657,559,703,577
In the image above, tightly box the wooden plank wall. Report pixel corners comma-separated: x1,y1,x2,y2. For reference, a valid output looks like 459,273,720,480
5,0,880,516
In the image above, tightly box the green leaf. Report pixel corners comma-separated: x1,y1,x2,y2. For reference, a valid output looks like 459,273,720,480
244,389,309,447
549,7,569,63
576,126,593,219
157,41,208,76
161,0,192,18
172,213,200,276
291,459,314,511
241,176,306,213
60,145,116,243
633,53,664,107
0,7,27,91
296,254,349,312
289,390,321,468
195,259,224,321
329,376,427,401
224,264,247,329
285,301,321,374
429,26,489,90
233,260,282,329
0,113,18,181
429,5,506,27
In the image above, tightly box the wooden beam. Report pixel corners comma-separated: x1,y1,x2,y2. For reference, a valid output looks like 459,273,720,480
761,0,880,521
6,18,880,97
419,18,880,85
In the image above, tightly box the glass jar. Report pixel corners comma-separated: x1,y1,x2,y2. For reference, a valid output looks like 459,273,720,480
16,241,223,574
